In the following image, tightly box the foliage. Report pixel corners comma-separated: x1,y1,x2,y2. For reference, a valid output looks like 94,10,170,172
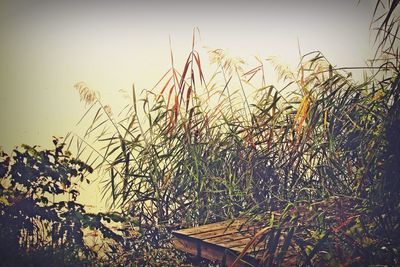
66,1,400,266
0,138,125,267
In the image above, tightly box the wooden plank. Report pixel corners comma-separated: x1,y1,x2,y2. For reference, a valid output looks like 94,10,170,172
231,242,268,254
189,224,260,240
172,219,269,266
232,243,278,264
172,235,259,267
216,237,253,249
174,219,246,236
172,235,198,256
203,231,252,243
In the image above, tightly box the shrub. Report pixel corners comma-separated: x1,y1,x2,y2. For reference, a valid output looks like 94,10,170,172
0,138,124,267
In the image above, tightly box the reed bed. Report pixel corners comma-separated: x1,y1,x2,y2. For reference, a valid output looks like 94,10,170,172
69,1,400,265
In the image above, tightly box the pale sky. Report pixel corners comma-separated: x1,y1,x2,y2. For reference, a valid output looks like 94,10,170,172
0,0,377,209
0,0,376,152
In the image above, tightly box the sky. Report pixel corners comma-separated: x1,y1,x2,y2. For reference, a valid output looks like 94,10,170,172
0,0,377,210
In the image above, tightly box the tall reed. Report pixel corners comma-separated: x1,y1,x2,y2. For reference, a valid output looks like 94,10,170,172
71,1,400,264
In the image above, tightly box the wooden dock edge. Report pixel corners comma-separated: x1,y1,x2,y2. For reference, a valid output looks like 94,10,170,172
172,232,259,267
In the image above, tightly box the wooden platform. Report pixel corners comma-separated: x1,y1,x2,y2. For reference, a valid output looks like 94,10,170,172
172,219,265,266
